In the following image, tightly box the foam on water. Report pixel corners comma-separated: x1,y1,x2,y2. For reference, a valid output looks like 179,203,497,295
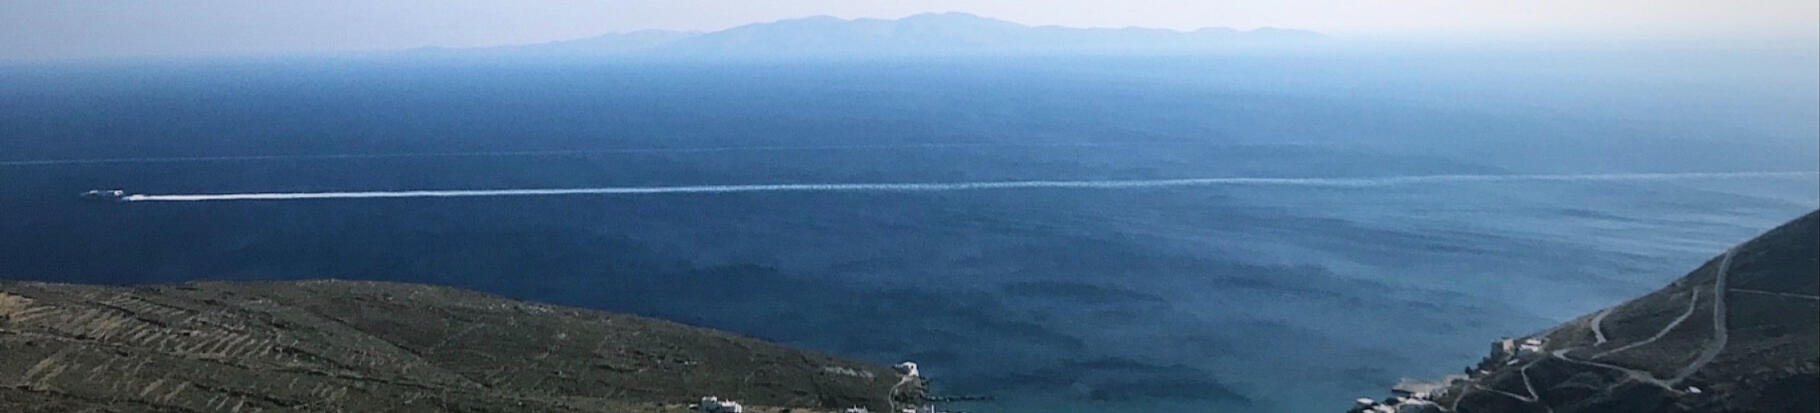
0,142,1260,167
121,171,1819,202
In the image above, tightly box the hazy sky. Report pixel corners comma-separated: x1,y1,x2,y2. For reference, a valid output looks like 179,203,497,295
3,0,1817,59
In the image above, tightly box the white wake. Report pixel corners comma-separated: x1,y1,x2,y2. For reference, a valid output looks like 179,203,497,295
1,142,1228,167
120,171,1818,202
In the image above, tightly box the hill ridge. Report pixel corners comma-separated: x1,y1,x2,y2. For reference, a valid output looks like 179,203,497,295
1352,210,1818,413
0,279,919,412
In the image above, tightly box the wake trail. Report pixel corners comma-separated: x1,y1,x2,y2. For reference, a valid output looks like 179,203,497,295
0,142,1238,167
120,171,1819,202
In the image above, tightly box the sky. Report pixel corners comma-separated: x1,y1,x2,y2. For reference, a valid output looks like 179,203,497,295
2,0,1817,59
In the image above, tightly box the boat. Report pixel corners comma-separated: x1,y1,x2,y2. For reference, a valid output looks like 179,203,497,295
79,189,128,202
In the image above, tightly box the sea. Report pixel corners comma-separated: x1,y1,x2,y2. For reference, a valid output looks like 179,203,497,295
2,48,1816,412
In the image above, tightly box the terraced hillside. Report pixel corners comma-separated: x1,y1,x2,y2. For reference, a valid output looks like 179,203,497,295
1373,210,1817,413
0,280,917,412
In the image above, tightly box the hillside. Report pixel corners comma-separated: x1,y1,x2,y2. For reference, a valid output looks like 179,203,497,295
1354,211,1818,412
0,280,921,412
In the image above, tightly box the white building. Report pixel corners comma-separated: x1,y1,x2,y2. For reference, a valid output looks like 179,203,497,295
696,396,743,413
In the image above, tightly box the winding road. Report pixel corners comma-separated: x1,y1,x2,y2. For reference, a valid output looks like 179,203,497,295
1446,248,1742,412
1589,308,1612,345
1673,249,1733,383
1591,289,1702,359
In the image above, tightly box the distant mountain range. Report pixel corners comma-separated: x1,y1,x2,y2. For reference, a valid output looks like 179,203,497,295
436,12,1322,57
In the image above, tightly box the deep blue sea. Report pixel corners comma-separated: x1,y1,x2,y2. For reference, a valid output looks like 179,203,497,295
2,50,1816,412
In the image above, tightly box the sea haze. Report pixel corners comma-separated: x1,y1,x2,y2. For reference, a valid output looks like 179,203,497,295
1,50,1816,412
